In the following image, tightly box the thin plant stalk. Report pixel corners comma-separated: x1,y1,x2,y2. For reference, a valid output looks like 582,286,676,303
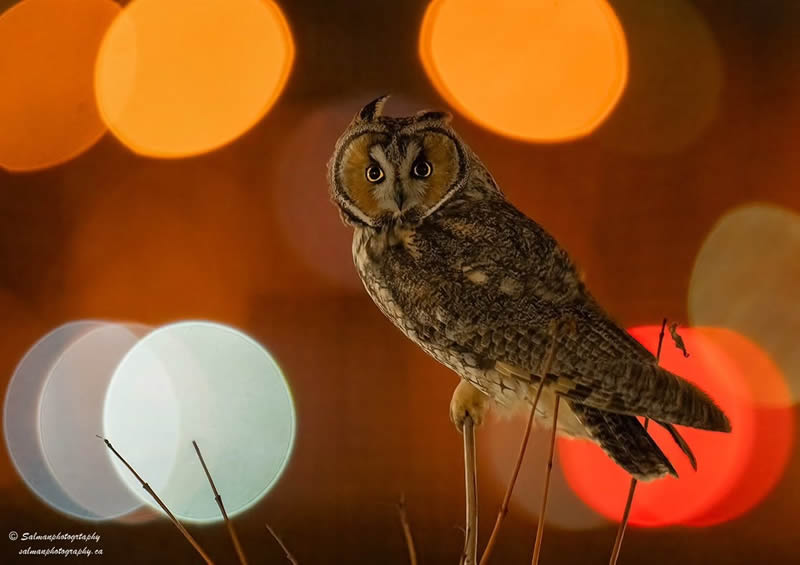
461,415,479,565
530,395,560,565
98,436,215,565
607,318,668,565
397,494,418,565
480,323,562,565
192,440,248,565
266,524,299,565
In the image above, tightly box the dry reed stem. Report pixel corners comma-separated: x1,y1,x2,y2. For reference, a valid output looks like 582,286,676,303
480,322,562,565
192,440,248,565
97,436,215,565
608,318,667,565
531,394,560,565
397,494,418,565
460,415,478,565
265,524,300,565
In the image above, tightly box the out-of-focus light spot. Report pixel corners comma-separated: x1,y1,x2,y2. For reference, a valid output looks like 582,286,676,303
270,97,424,292
0,0,19,15
64,166,258,325
689,204,800,403
95,0,293,158
0,290,41,489
484,412,607,530
39,324,151,521
104,322,295,523
419,0,627,142
0,0,119,171
696,327,794,410
559,326,768,527
595,0,722,154
111,505,161,526
3,321,106,518
686,327,793,526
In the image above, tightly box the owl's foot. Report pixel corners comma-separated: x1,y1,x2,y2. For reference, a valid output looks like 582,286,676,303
450,380,491,433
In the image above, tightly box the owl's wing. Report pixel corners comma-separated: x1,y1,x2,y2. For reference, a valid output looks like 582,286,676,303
411,197,730,433
488,309,730,432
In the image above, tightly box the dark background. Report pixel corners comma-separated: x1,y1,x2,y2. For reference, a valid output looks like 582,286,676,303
2,0,800,563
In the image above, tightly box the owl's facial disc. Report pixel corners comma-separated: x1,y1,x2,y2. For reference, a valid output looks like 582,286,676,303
334,129,463,227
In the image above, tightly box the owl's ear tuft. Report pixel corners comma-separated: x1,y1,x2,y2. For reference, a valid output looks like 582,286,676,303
356,95,391,122
415,109,452,123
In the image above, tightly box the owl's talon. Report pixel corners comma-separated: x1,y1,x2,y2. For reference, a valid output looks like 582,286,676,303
450,380,491,433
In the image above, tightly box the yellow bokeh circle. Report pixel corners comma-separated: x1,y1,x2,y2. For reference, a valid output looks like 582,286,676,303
420,0,628,142
95,0,294,158
0,0,119,172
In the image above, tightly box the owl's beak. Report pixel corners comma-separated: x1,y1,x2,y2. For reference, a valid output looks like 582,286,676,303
393,189,406,212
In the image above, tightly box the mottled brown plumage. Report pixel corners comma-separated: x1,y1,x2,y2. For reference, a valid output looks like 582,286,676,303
328,96,730,480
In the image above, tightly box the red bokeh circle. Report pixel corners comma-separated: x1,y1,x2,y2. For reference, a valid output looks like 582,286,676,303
686,328,794,526
558,325,793,527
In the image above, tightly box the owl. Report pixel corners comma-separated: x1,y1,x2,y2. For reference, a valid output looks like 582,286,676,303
327,96,730,480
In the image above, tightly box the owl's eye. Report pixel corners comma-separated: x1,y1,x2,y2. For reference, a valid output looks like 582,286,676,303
365,164,385,183
412,160,433,179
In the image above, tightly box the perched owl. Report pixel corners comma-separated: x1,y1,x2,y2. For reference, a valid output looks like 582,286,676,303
327,96,730,480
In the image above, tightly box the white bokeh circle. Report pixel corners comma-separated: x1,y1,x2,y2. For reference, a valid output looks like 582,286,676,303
689,203,800,403
103,321,295,522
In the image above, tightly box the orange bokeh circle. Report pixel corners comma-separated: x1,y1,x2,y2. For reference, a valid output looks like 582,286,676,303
0,0,119,171
419,0,628,142
558,326,793,527
95,0,294,158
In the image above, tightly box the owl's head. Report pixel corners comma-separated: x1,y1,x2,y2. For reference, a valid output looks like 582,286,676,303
328,95,470,228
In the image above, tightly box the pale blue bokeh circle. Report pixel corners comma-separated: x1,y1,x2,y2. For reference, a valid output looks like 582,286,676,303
103,321,295,523
39,323,152,521
4,321,106,519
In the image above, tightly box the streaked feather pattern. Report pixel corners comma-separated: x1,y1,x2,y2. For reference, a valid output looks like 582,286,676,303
329,99,730,480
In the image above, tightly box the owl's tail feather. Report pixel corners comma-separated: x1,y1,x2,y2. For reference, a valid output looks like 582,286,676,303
655,421,697,470
568,401,676,481
549,360,732,433
496,358,730,433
